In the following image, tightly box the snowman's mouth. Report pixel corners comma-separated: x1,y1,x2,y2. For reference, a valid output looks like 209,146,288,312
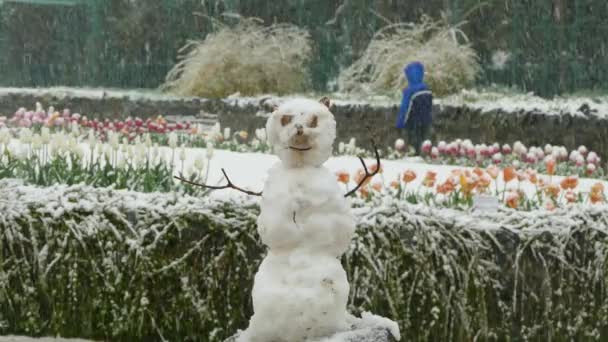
289,145,312,151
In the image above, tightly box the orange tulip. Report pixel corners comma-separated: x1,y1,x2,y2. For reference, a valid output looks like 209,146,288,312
506,191,520,209
372,181,383,192
544,183,560,198
525,169,538,185
590,182,605,204
422,171,437,187
369,163,383,174
545,157,556,176
353,169,371,187
545,201,556,211
560,176,579,190
477,173,492,190
402,170,417,183
473,168,484,177
486,165,500,179
503,167,516,183
336,171,350,184
437,179,456,194
591,182,604,194
565,191,577,203
359,186,370,198
390,180,400,189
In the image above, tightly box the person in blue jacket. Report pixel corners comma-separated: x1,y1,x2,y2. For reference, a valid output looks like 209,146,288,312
395,62,433,155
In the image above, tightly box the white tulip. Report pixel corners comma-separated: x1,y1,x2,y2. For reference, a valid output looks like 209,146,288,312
206,143,214,159
168,132,178,149
19,128,32,144
41,127,51,144
179,145,186,162
194,154,205,171
224,127,231,141
145,133,152,148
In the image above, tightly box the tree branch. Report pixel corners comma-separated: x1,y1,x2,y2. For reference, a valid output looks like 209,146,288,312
344,137,381,198
174,169,263,197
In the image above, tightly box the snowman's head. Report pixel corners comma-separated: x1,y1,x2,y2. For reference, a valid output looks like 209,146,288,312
266,97,336,168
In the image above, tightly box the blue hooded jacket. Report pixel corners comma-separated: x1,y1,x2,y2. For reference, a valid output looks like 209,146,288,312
396,62,432,129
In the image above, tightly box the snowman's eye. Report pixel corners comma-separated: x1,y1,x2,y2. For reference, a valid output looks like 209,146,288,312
308,115,318,128
281,115,293,126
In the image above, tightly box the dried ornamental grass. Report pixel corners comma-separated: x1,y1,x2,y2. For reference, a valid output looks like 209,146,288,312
162,18,312,98
338,16,481,97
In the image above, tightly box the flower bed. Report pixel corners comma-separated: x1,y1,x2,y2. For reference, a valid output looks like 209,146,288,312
1,103,606,180
1,180,608,341
341,162,606,210
1,126,606,210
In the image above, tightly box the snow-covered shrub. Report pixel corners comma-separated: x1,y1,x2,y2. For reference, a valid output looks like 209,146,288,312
338,16,480,97
162,17,312,98
1,180,608,341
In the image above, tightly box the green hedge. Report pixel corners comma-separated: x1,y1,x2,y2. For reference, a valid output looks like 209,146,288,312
1,179,608,341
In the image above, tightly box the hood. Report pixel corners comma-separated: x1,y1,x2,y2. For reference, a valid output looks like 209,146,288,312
404,62,425,86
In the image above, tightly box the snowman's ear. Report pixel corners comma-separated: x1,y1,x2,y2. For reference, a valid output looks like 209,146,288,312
319,96,332,109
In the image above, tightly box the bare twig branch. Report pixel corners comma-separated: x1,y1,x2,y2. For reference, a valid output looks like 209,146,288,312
174,169,263,197
344,136,381,198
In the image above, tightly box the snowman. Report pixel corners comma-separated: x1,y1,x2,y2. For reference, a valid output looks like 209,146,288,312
177,97,400,341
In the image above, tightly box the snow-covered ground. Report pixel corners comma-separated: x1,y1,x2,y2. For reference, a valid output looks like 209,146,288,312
188,149,607,202
2,87,607,119
5,138,606,203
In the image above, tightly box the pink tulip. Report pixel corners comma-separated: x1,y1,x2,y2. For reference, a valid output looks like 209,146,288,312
430,147,439,159
577,145,588,156
421,140,432,154
63,109,71,118
19,118,32,128
492,153,503,164
16,107,26,116
502,144,512,155
437,141,447,154
587,163,596,175
586,151,599,165
466,147,476,159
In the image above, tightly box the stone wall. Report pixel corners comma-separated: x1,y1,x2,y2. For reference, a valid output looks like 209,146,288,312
1,91,607,159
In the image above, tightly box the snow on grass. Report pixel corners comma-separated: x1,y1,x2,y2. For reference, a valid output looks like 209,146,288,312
2,87,607,119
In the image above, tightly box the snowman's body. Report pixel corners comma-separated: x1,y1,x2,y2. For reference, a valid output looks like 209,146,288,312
236,99,357,342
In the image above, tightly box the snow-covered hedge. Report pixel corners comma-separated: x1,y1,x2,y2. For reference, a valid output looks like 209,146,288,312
1,180,608,341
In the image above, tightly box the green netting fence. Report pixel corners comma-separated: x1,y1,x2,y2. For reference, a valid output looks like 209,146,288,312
0,0,607,97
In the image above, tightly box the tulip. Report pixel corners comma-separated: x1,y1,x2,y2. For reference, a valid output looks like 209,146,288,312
505,191,520,208
559,175,578,190
492,153,503,164
336,171,350,184
430,147,439,159
421,140,432,154
402,170,417,183
577,145,588,156
437,141,447,154
503,167,516,183
394,138,406,152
